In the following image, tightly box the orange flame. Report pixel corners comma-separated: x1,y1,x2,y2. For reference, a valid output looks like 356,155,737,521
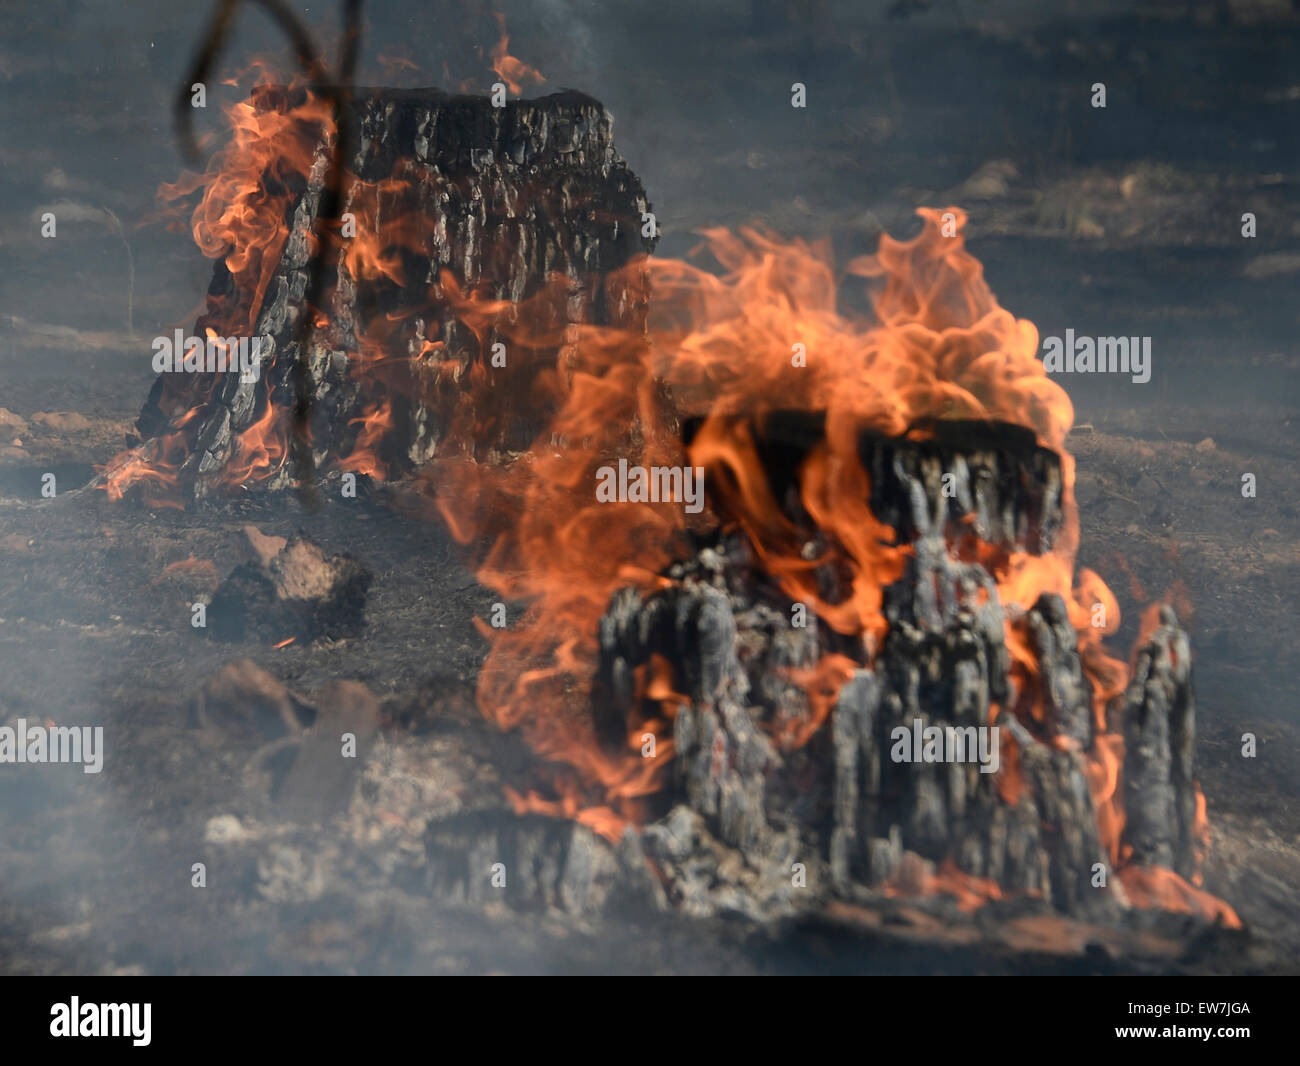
337,397,394,481
101,68,334,502
436,211,1082,835
489,11,546,95
160,68,333,337
431,208,1231,924
222,389,289,486
101,404,205,507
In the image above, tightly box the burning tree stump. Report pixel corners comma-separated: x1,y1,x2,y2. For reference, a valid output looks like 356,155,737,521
132,87,656,500
596,418,1201,920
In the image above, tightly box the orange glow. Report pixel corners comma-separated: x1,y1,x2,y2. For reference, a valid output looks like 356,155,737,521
1120,864,1240,928
337,397,394,482
158,555,220,590
489,11,546,95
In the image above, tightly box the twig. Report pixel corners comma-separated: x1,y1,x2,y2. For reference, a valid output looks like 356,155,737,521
1099,485,1141,508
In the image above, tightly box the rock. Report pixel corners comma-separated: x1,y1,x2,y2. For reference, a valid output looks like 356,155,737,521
955,159,1018,200
277,680,382,822
30,411,93,433
207,532,371,643
256,844,327,902
242,524,288,569
1075,216,1106,239
1227,0,1298,28
1242,252,1300,278
203,814,254,845
195,659,309,741
0,408,28,434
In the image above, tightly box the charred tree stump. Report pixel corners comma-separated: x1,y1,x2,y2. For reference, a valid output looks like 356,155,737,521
595,419,1192,920
425,811,630,915
1122,607,1199,879
136,87,657,499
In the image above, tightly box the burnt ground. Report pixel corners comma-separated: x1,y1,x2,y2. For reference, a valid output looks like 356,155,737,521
0,456,1294,976
0,1,1298,973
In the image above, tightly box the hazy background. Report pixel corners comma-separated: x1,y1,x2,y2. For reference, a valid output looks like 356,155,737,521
1,0,1296,424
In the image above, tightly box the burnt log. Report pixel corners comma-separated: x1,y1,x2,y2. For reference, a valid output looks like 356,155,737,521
136,87,657,499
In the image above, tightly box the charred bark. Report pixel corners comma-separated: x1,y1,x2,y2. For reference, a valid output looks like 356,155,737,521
686,413,1065,554
136,87,657,499
594,423,1196,920
1121,607,1199,878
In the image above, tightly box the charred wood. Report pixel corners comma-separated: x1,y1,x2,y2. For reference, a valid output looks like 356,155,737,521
207,530,371,642
1122,606,1199,878
136,87,657,499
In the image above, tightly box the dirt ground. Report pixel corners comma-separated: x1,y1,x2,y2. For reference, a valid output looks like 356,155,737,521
0,463,1293,975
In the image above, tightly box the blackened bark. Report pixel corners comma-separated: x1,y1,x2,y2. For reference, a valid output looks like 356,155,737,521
137,87,657,500
1122,607,1199,878
592,424,1193,920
